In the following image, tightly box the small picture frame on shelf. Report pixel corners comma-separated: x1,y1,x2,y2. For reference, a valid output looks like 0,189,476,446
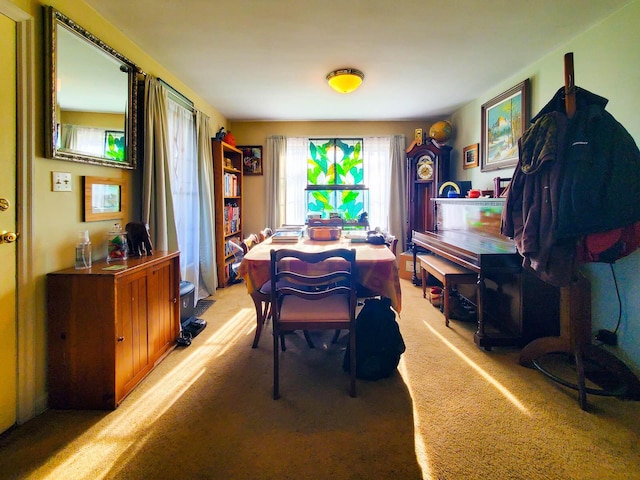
462,143,479,169
239,145,263,176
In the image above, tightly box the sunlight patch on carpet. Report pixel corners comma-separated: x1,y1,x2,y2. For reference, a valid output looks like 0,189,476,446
208,308,255,357
398,359,433,480
33,308,254,480
421,319,530,415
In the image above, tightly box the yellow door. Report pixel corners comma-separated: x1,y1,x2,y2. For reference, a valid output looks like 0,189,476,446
0,11,18,434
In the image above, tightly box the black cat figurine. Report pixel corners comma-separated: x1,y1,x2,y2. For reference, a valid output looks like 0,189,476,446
125,221,153,257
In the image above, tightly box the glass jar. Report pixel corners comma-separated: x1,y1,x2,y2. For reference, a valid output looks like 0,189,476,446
107,223,127,262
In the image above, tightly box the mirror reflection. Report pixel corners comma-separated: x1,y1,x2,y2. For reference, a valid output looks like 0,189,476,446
45,7,139,169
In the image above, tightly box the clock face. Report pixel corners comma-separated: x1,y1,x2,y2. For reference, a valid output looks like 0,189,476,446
417,155,434,180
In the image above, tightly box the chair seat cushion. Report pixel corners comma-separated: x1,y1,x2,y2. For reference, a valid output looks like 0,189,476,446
279,294,350,323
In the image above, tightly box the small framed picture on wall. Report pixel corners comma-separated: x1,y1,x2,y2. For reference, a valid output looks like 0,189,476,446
463,143,479,169
239,145,263,176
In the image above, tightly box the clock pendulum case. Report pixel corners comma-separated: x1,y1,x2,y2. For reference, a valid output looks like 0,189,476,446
406,138,451,240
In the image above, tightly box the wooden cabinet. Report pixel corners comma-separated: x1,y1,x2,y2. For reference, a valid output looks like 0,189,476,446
406,138,451,241
212,139,243,287
47,251,180,410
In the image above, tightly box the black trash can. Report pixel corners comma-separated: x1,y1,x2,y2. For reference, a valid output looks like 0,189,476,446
178,281,207,341
180,281,196,324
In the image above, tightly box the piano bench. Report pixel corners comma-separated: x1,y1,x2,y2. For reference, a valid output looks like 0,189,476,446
419,254,477,326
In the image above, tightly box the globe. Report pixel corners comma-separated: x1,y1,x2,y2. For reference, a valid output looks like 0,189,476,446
428,120,453,144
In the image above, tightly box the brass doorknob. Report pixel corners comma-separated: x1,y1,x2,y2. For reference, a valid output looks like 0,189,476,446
0,231,18,244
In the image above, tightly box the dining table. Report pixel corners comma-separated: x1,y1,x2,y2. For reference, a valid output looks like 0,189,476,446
237,236,402,312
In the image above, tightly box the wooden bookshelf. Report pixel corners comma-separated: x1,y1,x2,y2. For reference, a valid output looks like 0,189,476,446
212,140,244,287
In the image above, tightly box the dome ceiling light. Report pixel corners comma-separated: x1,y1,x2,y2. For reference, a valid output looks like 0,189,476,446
326,68,364,94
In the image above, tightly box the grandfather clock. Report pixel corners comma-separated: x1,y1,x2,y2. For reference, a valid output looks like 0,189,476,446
406,137,451,243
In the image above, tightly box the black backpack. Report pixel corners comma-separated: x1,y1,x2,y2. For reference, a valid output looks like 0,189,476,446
343,297,406,380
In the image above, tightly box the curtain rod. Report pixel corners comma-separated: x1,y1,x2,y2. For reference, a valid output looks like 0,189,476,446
158,77,194,112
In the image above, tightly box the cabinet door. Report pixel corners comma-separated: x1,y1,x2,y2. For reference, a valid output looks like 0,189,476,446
115,271,150,403
147,258,179,362
48,274,117,409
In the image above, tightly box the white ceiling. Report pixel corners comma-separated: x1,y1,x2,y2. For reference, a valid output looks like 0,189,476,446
81,0,631,122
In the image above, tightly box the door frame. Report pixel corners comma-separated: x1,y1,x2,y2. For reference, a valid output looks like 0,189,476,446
1,0,36,424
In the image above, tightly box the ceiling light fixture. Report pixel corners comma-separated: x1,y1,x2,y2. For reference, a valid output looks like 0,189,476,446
326,68,364,94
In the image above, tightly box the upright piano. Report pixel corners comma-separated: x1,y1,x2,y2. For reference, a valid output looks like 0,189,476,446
412,197,560,350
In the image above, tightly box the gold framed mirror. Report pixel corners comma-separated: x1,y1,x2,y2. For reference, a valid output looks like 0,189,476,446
44,6,140,169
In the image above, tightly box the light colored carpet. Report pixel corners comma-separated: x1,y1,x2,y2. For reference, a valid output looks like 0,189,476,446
1,279,639,479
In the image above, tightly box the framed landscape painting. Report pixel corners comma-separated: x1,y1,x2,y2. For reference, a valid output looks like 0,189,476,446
480,79,530,171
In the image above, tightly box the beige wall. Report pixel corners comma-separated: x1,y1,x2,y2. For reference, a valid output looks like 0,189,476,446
229,120,436,236
9,0,640,421
450,0,640,191
449,0,640,372
11,0,228,414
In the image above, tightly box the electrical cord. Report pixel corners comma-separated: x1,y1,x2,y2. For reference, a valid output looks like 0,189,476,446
594,263,622,346
610,262,622,335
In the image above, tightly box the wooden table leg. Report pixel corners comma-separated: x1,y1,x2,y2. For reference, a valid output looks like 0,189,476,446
422,266,427,298
442,281,450,327
250,292,268,348
473,273,489,350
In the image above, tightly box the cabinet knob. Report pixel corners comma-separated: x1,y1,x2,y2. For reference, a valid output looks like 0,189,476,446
117,336,125,342
172,297,177,304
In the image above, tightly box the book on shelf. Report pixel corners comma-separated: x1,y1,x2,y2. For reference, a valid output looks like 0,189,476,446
223,173,239,196
224,203,240,234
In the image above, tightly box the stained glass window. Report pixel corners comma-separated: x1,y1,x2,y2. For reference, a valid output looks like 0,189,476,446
305,138,368,220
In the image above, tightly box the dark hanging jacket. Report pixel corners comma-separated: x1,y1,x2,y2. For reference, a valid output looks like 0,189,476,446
501,87,640,286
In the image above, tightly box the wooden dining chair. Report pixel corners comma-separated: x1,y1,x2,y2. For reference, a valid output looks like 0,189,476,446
270,248,358,399
332,235,397,344
493,176,511,198
241,233,271,348
260,227,273,241
247,228,281,349
388,236,398,256
241,233,260,255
